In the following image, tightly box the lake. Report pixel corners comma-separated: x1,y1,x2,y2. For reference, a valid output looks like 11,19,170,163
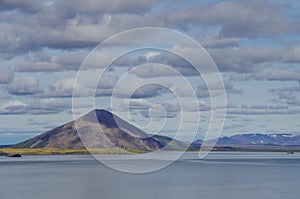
0,152,300,199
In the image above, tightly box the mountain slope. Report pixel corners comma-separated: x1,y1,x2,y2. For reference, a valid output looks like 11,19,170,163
13,109,169,151
192,133,300,150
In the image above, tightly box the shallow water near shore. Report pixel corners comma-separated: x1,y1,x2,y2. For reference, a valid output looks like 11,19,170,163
0,152,300,199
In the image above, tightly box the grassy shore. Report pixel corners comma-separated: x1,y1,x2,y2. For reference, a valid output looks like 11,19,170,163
0,148,148,156
1,147,299,156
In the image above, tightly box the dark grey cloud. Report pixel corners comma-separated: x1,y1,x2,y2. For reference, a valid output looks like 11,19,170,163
0,0,159,57
0,0,44,13
164,0,295,38
0,22,35,58
0,0,297,85
54,0,156,16
0,0,296,59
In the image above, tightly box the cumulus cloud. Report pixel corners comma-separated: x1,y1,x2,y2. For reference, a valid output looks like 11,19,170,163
28,98,71,114
165,0,294,38
119,98,209,119
0,0,299,128
0,100,27,114
0,0,44,13
113,83,169,99
208,47,280,73
197,81,242,98
119,45,293,76
249,70,300,82
282,46,300,63
55,51,88,71
7,76,39,95
270,87,300,107
227,104,300,115
201,36,241,48
54,0,156,15
15,61,60,72
43,76,116,98
43,78,86,98
0,0,296,58
131,62,194,78
0,0,158,56
0,98,71,115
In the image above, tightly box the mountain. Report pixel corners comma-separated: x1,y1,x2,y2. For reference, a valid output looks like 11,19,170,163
13,109,182,151
192,133,300,150
152,135,191,150
11,109,300,152
216,133,300,146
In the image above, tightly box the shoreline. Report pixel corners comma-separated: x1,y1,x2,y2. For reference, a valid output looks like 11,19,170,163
1,147,299,156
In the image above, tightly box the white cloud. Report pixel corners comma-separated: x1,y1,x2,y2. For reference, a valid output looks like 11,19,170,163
44,78,91,97
0,98,71,115
0,100,27,114
282,46,300,63
7,76,39,95
143,51,161,60
15,61,60,72
0,67,14,84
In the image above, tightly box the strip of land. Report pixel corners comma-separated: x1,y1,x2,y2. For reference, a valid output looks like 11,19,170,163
0,148,150,156
1,147,300,156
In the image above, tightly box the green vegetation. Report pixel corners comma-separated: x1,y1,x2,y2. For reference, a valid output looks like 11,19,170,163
0,148,149,156
1,147,299,156
0,148,89,156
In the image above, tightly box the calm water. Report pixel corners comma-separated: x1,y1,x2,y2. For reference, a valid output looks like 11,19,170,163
0,152,300,199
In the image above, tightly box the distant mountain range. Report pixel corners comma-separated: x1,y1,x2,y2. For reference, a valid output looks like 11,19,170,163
0,145,12,149
11,109,300,152
192,134,300,151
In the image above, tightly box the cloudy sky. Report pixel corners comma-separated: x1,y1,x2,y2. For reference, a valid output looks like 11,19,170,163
0,0,300,144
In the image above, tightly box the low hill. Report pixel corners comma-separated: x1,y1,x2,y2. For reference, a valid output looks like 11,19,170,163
13,109,185,152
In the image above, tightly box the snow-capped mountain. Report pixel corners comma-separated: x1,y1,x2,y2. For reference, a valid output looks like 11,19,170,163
193,133,300,147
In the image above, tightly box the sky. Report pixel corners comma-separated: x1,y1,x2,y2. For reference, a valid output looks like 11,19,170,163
0,0,300,144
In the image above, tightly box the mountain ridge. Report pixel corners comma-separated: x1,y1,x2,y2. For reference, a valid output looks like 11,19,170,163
193,133,300,146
